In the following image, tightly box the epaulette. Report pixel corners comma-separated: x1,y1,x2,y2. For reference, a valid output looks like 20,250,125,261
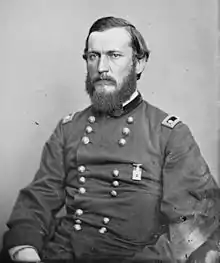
62,113,74,124
161,114,180,129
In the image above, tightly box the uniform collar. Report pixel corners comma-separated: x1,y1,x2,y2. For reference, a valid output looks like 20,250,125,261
108,91,143,117
123,90,139,107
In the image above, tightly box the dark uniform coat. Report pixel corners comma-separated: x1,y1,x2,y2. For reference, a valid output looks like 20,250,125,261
3,94,220,262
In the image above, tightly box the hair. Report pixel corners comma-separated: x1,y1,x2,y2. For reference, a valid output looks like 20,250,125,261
83,16,150,80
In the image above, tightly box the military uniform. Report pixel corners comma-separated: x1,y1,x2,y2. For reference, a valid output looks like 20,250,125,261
2,93,220,262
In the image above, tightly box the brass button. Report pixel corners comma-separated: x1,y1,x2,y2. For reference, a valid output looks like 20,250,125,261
79,187,86,194
88,116,96,123
112,180,119,187
82,136,90,145
118,138,126,146
112,169,119,177
79,176,86,184
103,217,110,224
127,116,134,124
110,190,117,197
75,209,83,216
122,127,130,136
99,227,107,234
78,165,85,173
75,219,82,224
85,126,93,134
74,224,82,231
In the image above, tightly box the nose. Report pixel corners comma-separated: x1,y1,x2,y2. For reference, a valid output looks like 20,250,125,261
98,54,109,74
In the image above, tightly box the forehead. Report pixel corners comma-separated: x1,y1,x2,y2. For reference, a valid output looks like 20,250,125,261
88,27,132,52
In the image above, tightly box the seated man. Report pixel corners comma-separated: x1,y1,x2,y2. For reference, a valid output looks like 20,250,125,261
1,16,220,263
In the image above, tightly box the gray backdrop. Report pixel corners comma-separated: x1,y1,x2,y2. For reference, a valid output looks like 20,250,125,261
0,0,219,247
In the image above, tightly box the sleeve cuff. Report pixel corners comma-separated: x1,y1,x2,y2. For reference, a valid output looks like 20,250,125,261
3,225,44,252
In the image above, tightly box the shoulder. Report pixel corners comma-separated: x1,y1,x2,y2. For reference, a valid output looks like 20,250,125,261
142,100,192,144
61,105,92,125
49,106,93,144
143,100,181,130
52,105,92,139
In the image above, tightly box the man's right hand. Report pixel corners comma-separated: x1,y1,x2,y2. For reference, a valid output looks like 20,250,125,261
9,246,41,262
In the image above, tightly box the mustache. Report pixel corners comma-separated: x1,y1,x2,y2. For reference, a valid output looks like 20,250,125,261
92,75,117,85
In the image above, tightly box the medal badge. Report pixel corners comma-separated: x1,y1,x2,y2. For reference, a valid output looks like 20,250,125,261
132,164,142,181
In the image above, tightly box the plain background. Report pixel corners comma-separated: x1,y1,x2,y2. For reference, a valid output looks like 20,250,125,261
0,0,219,247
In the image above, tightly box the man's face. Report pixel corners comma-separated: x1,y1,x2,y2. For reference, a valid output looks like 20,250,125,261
85,27,137,114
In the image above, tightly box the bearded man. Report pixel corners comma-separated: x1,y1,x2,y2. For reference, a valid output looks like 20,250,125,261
1,16,220,263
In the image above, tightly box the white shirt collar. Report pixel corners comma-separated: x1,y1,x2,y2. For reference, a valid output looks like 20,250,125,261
123,90,139,107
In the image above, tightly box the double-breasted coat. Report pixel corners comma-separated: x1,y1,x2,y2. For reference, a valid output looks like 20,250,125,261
3,93,220,262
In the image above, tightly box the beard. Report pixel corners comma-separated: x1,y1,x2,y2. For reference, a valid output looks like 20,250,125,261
85,63,137,115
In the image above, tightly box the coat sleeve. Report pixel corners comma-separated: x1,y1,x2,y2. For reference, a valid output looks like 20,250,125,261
160,122,220,261
3,120,67,252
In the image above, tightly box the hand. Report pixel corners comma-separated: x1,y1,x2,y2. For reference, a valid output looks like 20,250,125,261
11,247,41,262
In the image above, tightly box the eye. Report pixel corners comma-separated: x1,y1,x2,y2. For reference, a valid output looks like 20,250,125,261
88,53,98,61
110,53,121,59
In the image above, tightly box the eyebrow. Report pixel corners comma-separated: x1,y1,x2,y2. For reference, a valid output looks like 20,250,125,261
87,50,124,56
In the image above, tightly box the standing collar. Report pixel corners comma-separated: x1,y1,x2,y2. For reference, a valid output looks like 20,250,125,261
123,90,139,107
109,91,143,117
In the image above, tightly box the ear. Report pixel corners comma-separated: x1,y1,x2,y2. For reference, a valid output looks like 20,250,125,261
135,58,146,76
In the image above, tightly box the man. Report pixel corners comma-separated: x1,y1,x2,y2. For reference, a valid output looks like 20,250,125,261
1,16,220,263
